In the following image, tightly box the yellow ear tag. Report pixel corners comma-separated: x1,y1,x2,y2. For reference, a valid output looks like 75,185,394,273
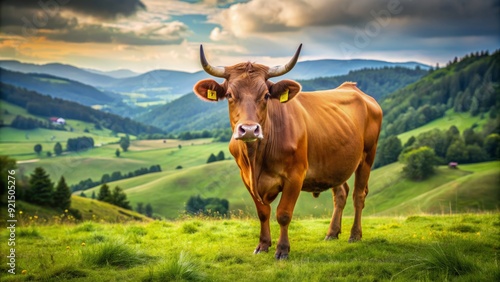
279,89,289,103
207,89,217,100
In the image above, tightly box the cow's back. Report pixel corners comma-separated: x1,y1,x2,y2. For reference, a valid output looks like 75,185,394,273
293,82,382,191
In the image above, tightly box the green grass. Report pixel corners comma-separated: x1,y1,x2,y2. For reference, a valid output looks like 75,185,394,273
397,110,489,144
0,214,498,281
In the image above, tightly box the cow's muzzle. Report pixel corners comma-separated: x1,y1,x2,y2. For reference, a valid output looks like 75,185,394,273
234,123,263,142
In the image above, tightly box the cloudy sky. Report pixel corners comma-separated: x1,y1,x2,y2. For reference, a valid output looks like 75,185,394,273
0,0,498,73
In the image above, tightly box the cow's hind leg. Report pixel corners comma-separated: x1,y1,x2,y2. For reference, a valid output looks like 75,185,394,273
350,147,376,242
325,182,349,240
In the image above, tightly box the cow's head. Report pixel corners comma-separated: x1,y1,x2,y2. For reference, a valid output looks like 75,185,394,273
194,44,302,142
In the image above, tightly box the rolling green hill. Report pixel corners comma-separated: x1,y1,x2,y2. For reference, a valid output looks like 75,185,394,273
80,157,499,219
0,68,116,106
0,196,152,226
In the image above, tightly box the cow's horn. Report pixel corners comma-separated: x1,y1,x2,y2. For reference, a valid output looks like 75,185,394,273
267,43,302,78
200,45,226,78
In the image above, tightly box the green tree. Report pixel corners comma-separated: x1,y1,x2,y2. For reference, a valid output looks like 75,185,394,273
27,167,54,206
120,135,130,152
374,135,402,168
115,148,120,157
136,202,144,214
79,191,87,197
446,140,469,163
484,133,500,159
466,145,488,163
145,203,153,218
97,183,112,202
53,176,72,210
207,153,217,163
54,142,63,156
111,186,132,210
216,150,225,161
401,147,439,181
0,156,17,197
34,144,42,155
91,191,96,199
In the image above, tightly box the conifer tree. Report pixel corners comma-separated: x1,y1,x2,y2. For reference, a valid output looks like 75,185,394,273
97,183,112,202
27,167,54,206
145,203,153,218
111,186,131,210
54,142,63,156
53,176,72,210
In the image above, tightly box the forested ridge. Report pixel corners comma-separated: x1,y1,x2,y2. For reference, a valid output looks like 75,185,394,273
381,50,499,137
298,66,427,101
0,83,164,136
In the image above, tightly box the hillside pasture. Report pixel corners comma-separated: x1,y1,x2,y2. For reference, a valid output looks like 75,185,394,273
397,110,489,144
0,214,497,281
82,156,500,219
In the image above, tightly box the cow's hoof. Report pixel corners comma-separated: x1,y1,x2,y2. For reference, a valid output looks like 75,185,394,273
254,244,270,254
348,236,361,243
274,252,289,260
325,235,339,241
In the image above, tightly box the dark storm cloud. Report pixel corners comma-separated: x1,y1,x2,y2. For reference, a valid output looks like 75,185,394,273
1,0,146,19
0,0,190,45
46,24,188,45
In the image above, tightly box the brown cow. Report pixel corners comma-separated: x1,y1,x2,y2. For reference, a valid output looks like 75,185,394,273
193,44,382,259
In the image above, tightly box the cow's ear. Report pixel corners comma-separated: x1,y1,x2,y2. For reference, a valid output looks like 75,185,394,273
269,80,302,103
193,79,227,102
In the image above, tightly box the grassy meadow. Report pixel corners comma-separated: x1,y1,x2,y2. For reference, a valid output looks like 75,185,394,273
1,214,498,281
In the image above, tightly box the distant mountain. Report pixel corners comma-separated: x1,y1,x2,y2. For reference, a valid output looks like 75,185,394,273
106,70,208,97
281,59,430,80
0,68,117,106
84,68,139,79
0,60,117,87
0,59,430,98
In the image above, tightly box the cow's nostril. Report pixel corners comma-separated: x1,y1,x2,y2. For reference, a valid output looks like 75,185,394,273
238,125,246,135
254,126,260,135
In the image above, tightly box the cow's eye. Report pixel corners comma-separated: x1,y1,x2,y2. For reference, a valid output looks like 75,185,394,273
265,93,271,100
226,92,233,99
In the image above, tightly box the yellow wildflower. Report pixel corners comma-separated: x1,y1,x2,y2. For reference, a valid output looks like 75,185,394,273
21,270,27,275
81,242,86,247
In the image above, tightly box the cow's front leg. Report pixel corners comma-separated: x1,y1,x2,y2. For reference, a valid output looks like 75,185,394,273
253,198,272,254
275,177,302,260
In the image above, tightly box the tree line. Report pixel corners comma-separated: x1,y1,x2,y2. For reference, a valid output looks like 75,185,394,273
375,120,500,180
185,195,229,217
71,164,162,192
0,159,79,219
0,83,164,136
80,184,155,218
